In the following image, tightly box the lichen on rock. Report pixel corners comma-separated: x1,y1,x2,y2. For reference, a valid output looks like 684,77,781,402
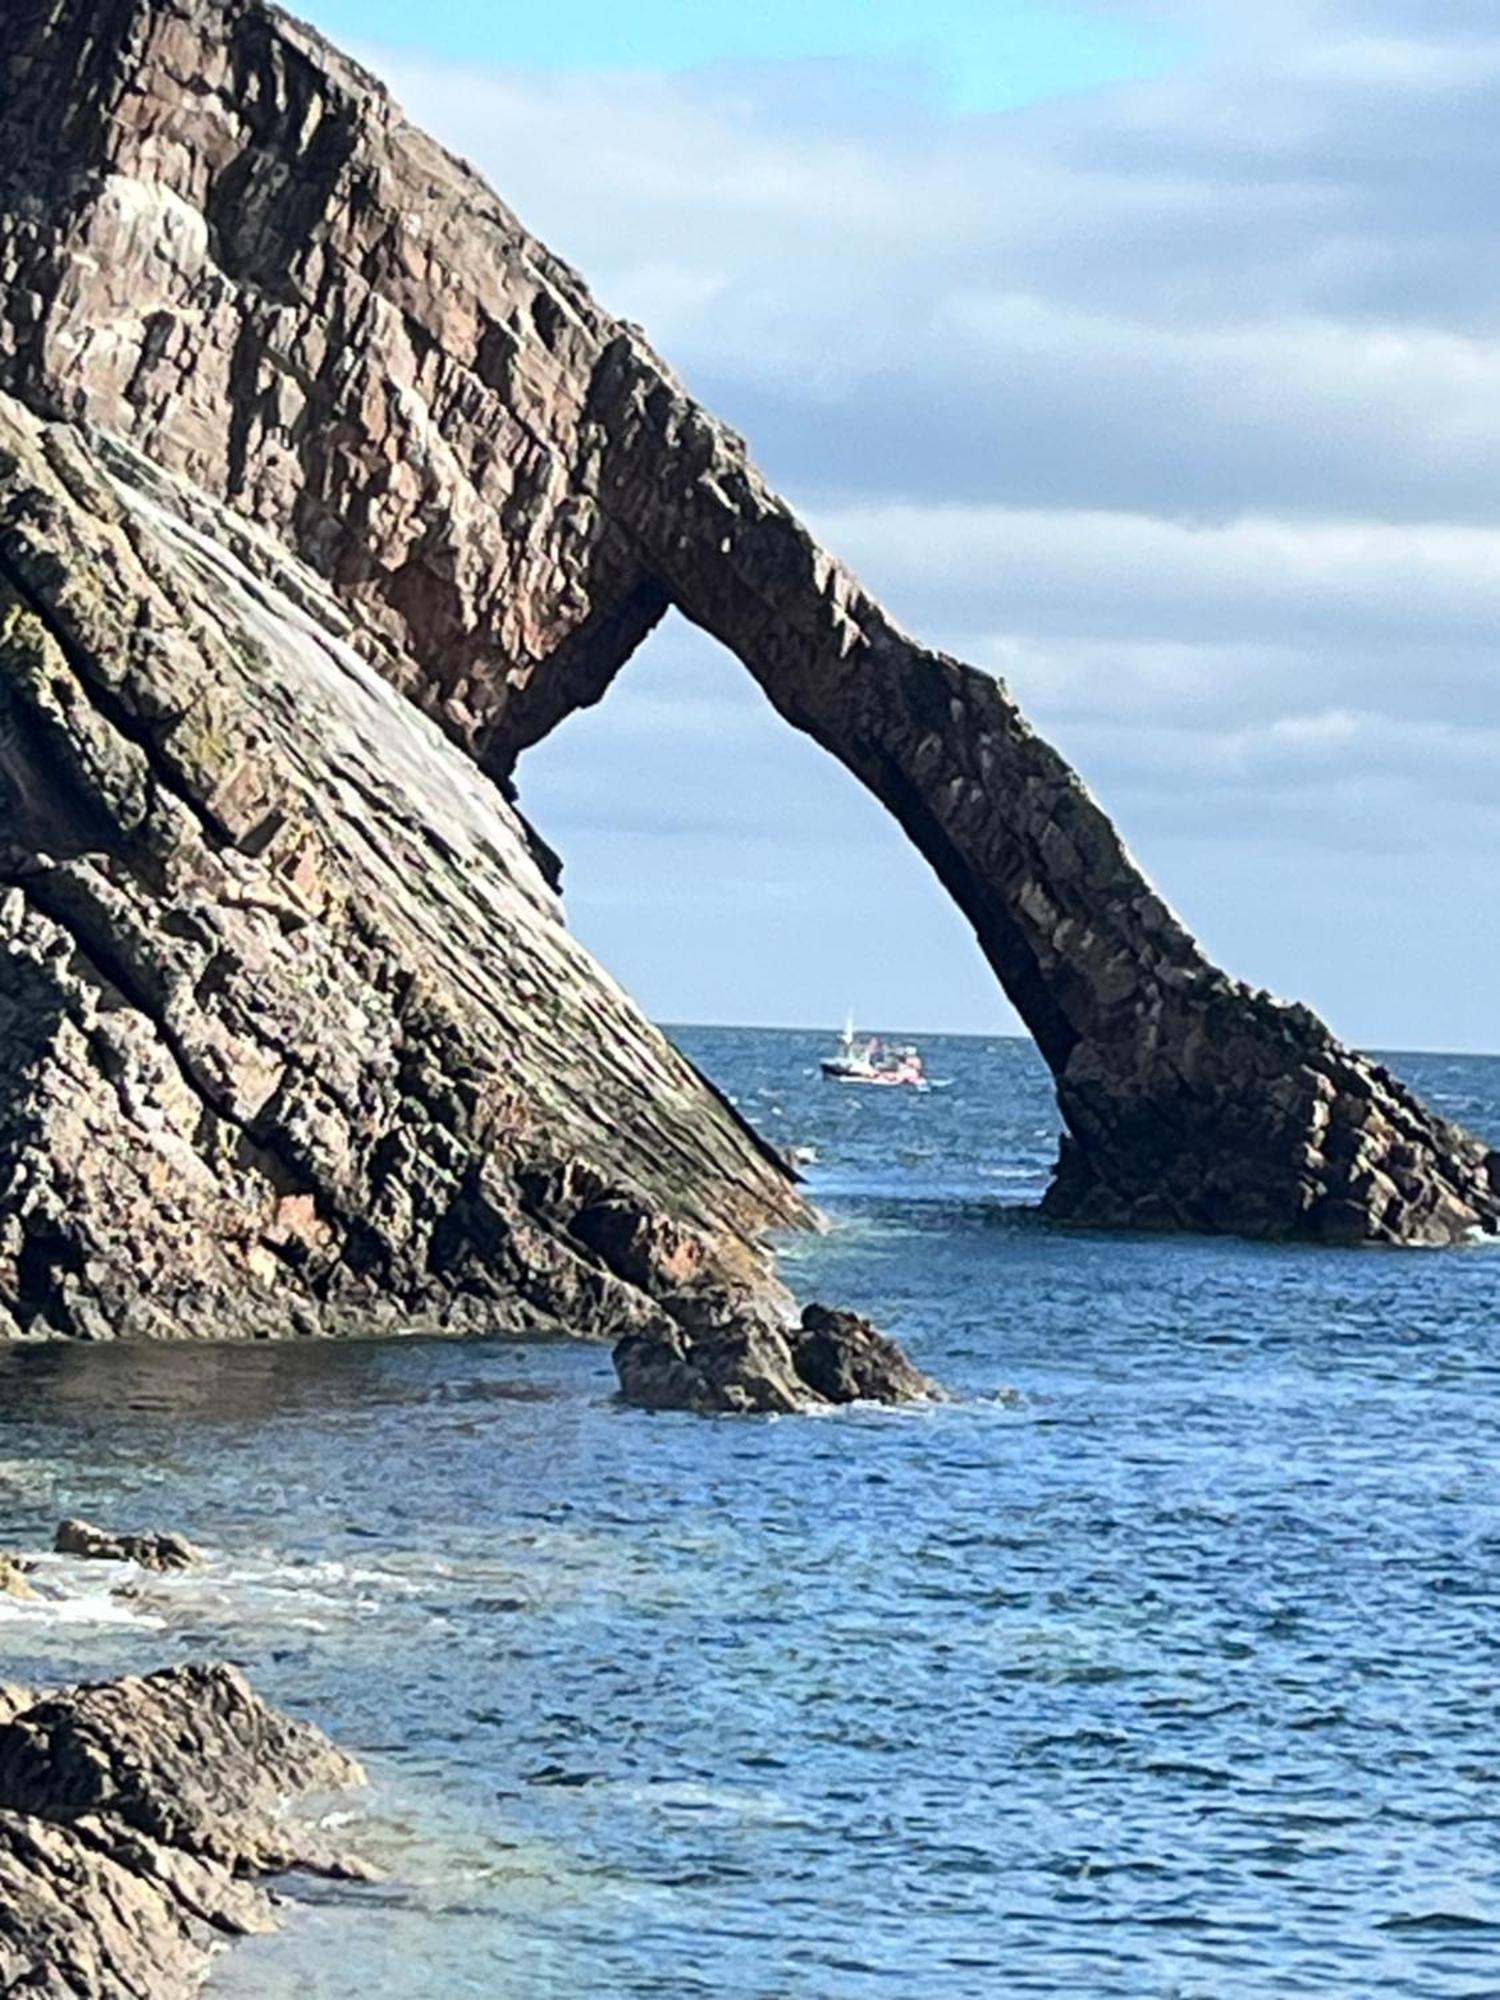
0,0,1491,1248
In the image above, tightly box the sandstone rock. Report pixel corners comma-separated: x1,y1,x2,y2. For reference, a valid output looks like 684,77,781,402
614,1297,941,1415
791,1303,942,1406
53,1519,200,1572
0,1663,365,1998
0,0,1490,1246
0,395,803,1343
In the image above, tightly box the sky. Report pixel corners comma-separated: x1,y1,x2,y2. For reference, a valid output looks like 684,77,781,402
300,0,1500,1050
307,0,1187,113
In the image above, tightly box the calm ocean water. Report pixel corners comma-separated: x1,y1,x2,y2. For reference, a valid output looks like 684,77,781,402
2,1028,1499,1997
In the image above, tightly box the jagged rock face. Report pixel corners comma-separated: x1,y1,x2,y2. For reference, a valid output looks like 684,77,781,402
53,1519,200,1571
0,1662,365,1999
615,1300,944,1417
0,1661,362,1863
0,0,1496,1244
0,397,802,1340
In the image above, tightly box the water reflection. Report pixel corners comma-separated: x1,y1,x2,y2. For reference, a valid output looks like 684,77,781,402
0,1335,577,1424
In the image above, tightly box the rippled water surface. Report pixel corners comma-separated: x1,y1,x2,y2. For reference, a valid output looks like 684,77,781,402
3,1030,1499,1997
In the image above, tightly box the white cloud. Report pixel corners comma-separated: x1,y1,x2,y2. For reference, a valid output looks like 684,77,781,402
816,499,1500,656
354,7,1500,1047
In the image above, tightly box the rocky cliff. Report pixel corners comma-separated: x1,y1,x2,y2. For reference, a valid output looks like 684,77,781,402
0,393,803,1341
0,0,1496,1249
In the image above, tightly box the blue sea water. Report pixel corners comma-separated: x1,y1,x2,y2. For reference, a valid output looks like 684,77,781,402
2,1028,1499,1998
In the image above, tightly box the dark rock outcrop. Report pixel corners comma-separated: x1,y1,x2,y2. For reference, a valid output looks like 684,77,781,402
53,1519,200,1571
793,1302,942,1406
0,0,1492,1247
615,1299,942,1416
0,1661,365,1999
0,394,806,1341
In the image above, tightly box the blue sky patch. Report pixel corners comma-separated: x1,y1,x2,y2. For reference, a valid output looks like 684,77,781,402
297,0,1189,115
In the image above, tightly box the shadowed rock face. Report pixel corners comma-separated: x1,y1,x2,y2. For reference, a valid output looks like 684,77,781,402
0,0,1496,1244
615,1301,944,1417
0,396,804,1341
0,1662,366,1998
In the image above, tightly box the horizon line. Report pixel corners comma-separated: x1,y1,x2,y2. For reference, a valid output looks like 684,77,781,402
656,1019,1500,1061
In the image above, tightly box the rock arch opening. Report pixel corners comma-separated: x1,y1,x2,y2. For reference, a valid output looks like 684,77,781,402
1,0,1493,1243
516,611,1012,1035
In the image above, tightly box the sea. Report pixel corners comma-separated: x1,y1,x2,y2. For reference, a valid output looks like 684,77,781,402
2,1027,1498,1999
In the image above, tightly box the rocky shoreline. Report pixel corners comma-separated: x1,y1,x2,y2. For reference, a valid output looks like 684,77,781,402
0,0,1491,1984
0,1657,366,1998
0,0,1491,1406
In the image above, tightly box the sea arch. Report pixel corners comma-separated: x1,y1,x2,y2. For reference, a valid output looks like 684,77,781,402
2,0,1494,1242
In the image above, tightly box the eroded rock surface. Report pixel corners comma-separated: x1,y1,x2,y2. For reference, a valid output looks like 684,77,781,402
0,1662,364,1999
0,0,1492,1244
615,1299,942,1416
53,1519,200,1571
0,397,804,1340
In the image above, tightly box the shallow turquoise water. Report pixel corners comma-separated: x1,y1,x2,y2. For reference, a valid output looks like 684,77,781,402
1,1030,1498,1997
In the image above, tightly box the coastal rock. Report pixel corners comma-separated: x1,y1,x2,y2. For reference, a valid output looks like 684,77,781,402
0,0,1492,1247
0,396,803,1342
614,1298,941,1415
0,1661,362,1862
0,1557,35,1601
0,1662,365,1998
53,1520,200,1572
791,1303,942,1405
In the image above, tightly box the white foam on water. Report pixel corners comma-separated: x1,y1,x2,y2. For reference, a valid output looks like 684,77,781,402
0,1559,166,1630
617,1778,802,1825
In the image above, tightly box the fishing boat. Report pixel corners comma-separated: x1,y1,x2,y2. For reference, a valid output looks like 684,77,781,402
819,1019,928,1088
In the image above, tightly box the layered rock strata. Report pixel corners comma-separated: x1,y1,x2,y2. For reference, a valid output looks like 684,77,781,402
615,1301,943,1417
0,1661,365,1999
1,0,1492,1244
0,396,806,1341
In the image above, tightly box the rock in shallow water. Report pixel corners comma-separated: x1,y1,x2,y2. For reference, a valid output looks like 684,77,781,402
614,1300,942,1415
0,1557,35,1600
53,1519,200,1572
793,1303,944,1405
0,1662,366,1999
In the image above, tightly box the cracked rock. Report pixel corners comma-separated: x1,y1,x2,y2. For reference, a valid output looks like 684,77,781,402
0,0,1491,1244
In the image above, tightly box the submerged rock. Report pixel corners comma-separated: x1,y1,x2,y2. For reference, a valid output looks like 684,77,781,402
53,1520,200,1573
0,1661,365,1999
0,0,1492,1247
614,1299,941,1416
